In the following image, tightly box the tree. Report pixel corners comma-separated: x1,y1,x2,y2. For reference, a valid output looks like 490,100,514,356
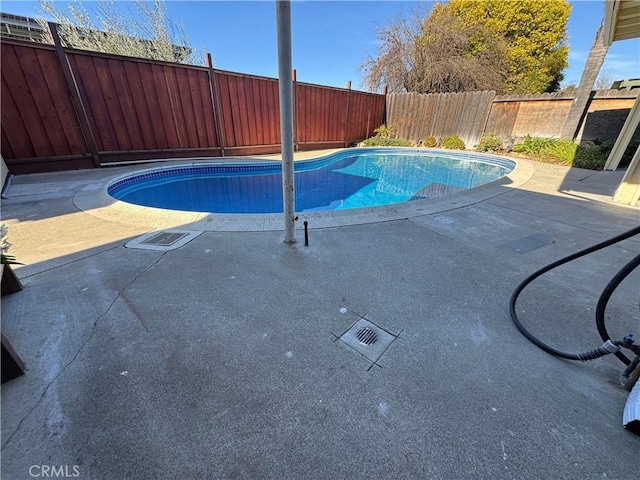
361,0,571,95
447,0,571,94
38,0,201,65
594,70,615,90
359,5,508,93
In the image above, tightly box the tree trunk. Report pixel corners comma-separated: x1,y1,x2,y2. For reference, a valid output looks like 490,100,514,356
560,25,609,141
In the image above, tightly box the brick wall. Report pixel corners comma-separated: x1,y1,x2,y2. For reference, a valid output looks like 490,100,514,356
577,91,640,142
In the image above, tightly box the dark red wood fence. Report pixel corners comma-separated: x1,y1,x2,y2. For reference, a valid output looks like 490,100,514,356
1,32,386,174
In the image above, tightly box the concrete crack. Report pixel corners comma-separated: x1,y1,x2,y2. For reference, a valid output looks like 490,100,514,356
1,252,167,451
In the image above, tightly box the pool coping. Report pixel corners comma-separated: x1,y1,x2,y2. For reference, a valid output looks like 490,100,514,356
73,148,534,232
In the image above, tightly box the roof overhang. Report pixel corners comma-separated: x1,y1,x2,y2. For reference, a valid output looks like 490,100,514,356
604,0,640,45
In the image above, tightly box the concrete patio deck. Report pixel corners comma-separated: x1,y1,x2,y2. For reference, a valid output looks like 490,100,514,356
1,152,639,480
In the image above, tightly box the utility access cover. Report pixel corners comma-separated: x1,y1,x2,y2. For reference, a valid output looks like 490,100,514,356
499,233,554,255
339,318,397,363
125,230,203,251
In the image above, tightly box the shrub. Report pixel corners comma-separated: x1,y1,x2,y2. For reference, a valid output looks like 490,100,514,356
543,139,577,164
513,135,555,155
441,135,465,150
423,136,438,148
361,136,411,147
571,139,618,170
512,135,576,164
573,144,608,170
475,133,502,152
373,124,394,139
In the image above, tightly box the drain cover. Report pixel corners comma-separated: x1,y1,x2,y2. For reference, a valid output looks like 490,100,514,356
125,230,203,251
499,233,554,255
143,232,189,246
339,318,397,364
357,327,378,345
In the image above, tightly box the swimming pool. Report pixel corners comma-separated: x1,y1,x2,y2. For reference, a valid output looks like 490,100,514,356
108,148,515,214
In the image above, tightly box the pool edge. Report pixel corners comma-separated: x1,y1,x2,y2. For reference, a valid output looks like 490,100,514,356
73,149,534,232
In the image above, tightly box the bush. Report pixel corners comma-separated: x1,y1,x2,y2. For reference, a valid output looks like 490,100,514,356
373,124,394,139
441,135,465,150
475,133,502,152
573,144,608,170
360,136,411,147
423,136,438,148
512,135,555,155
512,135,576,164
571,139,617,170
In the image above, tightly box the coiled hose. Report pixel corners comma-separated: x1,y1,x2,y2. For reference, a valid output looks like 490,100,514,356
509,225,640,362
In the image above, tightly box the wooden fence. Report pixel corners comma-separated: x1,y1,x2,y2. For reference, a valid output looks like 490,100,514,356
386,91,496,148
1,31,385,174
387,89,639,148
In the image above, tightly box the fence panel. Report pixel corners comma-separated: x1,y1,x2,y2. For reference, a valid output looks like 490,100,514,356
387,91,495,148
68,51,220,160
346,91,385,143
1,42,90,172
1,38,386,172
216,72,281,151
296,84,350,146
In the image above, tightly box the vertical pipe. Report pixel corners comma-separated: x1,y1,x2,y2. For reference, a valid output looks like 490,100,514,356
276,0,296,244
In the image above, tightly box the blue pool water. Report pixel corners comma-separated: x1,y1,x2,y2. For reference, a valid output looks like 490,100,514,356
108,148,514,214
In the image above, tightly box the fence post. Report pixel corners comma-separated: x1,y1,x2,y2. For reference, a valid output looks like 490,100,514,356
292,69,298,151
382,85,388,127
48,22,100,167
344,80,352,147
206,53,225,157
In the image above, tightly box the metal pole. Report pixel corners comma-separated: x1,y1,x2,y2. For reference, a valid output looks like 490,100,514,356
276,0,296,244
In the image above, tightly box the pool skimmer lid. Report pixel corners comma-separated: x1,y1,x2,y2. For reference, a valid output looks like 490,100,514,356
126,229,203,251
339,318,398,364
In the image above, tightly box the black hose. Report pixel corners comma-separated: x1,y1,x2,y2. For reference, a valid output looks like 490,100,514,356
509,225,640,362
595,253,640,365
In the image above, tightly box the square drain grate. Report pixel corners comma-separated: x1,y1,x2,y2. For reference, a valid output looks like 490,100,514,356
339,318,398,364
142,231,188,246
125,230,203,251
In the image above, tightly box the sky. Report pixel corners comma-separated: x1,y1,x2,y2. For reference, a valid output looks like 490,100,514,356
2,0,639,91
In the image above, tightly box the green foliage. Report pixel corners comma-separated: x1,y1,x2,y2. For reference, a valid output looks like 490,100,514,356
361,136,411,147
572,145,608,170
513,135,576,164
475,133,502,152
571,139,617,170
512,136,628,170
362,124,410,145
423,136,438,147
1,254,21,265
513,135,556,155
441,135,465,150
446,0,571,94
360,3,508,93
373,125,395,139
